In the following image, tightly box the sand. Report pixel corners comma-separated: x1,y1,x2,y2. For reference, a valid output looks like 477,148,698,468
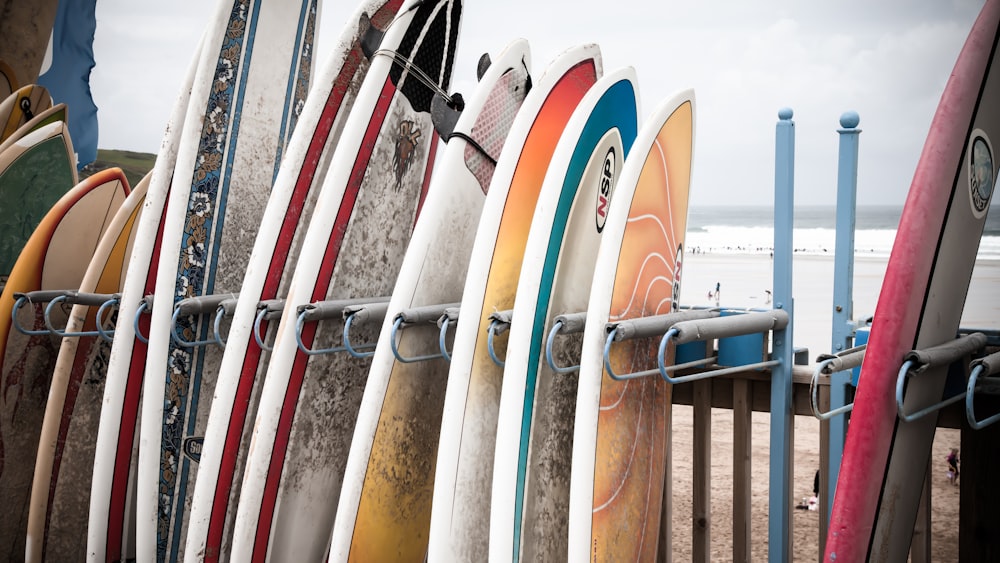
658,252,998,561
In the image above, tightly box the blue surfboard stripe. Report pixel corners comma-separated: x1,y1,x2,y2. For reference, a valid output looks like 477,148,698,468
511,77,638,561
164,1,264,560
271,0,316,183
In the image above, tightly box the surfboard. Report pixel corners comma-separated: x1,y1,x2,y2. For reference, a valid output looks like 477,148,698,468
567,90,694,561
0,120,77,280
0,59,17,101
328,38,531,562
489,67,638,562
0,168,129,559
825,1,1000,561
184,1,403,560
25,170,146,563
87,30,203,563
0,103,67,156
135,1,317,560
426,44,601,562
0,84,53,143
0,0,59,88
229,0,461,559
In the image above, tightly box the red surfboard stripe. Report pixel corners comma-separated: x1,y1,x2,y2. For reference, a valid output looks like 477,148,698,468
106,197,169,562
252,76,396,561
203,43,365,563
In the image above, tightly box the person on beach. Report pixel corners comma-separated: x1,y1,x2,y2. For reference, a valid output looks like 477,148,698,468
946,448,959,485
795,472,820,511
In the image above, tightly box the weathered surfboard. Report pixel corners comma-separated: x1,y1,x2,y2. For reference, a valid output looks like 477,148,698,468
427,44,601,562
0,84,53,143
26,170,146,563
184,1,402,560
0,120,76,279
489,67,638,562
229,0,462,559
330,37,530,562
825,1,1000,561
137,1,317,560
0,169,129,559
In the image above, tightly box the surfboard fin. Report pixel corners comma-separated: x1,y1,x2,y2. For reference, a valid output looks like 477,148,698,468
431,92,463,140
359,13,384,59
476,52,491,81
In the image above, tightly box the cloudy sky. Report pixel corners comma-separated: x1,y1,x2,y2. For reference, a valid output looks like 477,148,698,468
89,0,985,207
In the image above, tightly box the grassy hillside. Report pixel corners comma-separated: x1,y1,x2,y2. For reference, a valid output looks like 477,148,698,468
82,149,156,187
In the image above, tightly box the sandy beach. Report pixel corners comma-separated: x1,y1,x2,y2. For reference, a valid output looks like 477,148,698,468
659,251,998,561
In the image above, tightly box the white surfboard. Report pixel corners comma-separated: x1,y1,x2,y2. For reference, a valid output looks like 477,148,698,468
137,1,317,560
183,2,402,560
426,44,602,562
489,67,639,562
229,1,462,559
568,90,694,561
87,34,201,563
327,38,531,562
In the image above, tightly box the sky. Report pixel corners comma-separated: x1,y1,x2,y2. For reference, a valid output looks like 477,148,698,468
88,0,986,207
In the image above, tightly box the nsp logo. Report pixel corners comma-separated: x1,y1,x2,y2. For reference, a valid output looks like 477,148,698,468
595,146,616,232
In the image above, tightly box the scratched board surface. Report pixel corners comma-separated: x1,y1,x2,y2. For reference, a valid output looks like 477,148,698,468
228,0,461,560
489,68,638,563
826,1,1000,561
427,45,601,563
134,0,318,561
330,37,530,562
26,170,142,563
184,1,401,561
0,170,127,560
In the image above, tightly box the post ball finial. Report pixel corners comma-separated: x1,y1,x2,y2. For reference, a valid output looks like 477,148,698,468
840,111,860,129
778,107,794,120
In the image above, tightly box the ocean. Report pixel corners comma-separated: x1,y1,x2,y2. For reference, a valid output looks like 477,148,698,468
681,205,1000,356
686,205,1000,260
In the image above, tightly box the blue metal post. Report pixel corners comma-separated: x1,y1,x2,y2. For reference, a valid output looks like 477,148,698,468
827,111,861,518
769,108,795,563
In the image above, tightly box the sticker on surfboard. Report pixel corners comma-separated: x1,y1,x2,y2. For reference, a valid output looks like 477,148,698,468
595,144,617,233
969,128,995,217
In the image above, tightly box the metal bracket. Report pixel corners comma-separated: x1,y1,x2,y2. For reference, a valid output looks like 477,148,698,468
294,296,390,356
544,312,587,374
601,309,717,380
809,345,866,420
133,295,154,344
253,299,285,352
486,309,512,367
437,306,460,362
966,350,1000,429
12,290,118,338
169,293,238,348
342,300,391,359
602,309,787,384
389,302,461,363
895,332,988,422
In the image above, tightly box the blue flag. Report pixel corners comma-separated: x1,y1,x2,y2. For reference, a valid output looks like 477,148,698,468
38,0,98,171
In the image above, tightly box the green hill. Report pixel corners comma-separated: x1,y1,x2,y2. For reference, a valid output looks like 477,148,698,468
82,149,156,187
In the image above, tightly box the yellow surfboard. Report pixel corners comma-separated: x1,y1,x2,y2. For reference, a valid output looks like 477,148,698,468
0,84,53,143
